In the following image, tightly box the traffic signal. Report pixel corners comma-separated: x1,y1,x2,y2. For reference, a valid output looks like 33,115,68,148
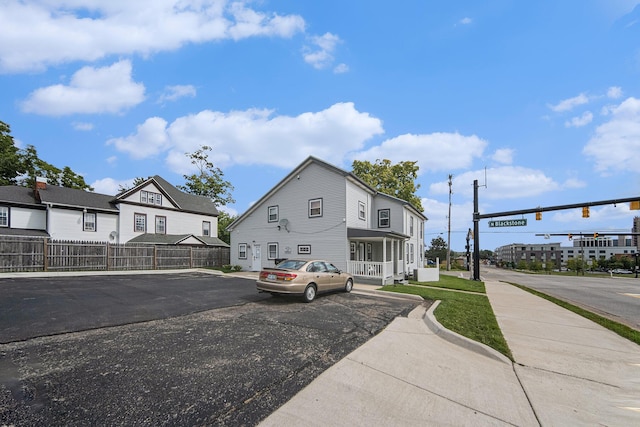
594,232,599,239
631,201,640,210
535,211,542,220
568,233,572,241
582,206,590,218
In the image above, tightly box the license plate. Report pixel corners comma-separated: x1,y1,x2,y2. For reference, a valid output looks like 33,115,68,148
267,274,276,280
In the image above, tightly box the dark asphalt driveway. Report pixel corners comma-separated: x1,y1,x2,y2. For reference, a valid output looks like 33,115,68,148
0,272,418,426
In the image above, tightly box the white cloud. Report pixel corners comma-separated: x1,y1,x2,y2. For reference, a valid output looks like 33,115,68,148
108,102,383,173
303,32,342,70
91,177,136,195
107,116,170,159
0,1,306,73
459,17,472,25
491,148,514,165
583,97,640,173
353,132,487,174
564,111,593,128
72,122,94,131
561,177,586,189
430,167,560,200
333,63,349,74
21,60,145,116
548,93,589,112
607,86,623,99
158,85,197,103
421,197,474,239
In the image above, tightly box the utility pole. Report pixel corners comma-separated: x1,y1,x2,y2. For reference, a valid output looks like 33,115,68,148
473,179,480,281
446,174,452,271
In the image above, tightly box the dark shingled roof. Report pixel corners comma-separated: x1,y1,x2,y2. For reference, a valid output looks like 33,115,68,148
0,186,42,207
37,185,118,212
0,228,49,237
127,233,229,247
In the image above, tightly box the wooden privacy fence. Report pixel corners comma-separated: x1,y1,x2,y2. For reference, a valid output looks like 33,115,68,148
0,236,230,273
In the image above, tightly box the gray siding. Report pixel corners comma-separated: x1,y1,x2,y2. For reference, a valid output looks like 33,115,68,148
230,162,349,271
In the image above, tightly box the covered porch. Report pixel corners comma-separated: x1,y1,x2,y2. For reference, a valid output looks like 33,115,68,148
346,228,409,286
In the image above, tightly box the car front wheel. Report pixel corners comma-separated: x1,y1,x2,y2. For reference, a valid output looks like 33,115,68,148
302,284,317,303
344,279,353,293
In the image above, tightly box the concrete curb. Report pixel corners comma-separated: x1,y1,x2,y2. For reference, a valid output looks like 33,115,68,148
423,300,512,365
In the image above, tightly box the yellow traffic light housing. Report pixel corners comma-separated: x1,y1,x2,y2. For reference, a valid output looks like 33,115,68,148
594,232,599,239
582,206,590,218
535,211,542,220
631,201,640,210
568,233,572,241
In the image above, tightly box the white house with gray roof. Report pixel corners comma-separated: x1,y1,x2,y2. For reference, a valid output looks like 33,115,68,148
0,176,227,247
227,156,427,285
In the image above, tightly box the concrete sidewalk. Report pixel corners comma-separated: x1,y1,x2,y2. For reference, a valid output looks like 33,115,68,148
486,280,640,425
261,280,640,426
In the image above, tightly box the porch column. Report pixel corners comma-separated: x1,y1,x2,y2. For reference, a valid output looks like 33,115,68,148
382,237,387,281
390,239,395,277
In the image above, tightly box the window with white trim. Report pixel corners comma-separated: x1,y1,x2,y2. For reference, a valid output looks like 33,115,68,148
268,205,279,223
410,243,414,263
140,190,162,206
309,198,322,217
350,242,356,261
378,209,390,228
155,216,166,234
410,216,414,236
0,206,8,227
267,242,279,259
358,201,366,220
134,213,146,232
202,221,211,236
83,212,96,232
238,243,247,259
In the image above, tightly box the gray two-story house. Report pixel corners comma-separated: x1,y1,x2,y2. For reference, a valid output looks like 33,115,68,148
227,156,427,285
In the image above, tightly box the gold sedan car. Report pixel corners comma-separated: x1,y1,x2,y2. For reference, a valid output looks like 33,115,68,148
257,259,354,303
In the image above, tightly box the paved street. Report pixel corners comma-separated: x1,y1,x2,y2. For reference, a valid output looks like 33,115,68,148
0,272,417,426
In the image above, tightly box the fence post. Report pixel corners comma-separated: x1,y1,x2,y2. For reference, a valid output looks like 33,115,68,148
190,246,193,268
43,237,49,271
106,242,111,271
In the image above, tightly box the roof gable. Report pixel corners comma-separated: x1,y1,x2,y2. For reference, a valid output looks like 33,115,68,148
116,175,219,216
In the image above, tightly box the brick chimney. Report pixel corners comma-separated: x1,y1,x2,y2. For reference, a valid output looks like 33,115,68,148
34,177,47,202
36,177,47,190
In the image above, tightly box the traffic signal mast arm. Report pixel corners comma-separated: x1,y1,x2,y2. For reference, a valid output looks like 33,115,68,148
477,196,640,220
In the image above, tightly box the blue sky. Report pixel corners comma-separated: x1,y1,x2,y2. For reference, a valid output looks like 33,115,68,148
2,0,640,252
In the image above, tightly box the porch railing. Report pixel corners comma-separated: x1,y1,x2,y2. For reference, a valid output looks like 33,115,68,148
348,261,395,278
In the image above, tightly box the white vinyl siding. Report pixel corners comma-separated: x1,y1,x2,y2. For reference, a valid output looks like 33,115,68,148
47,209,118,241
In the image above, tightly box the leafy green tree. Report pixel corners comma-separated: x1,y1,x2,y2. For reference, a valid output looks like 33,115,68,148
351,159,423,211
217,211,236,244
0,121,25,185
20,145,93,191
425,236,448,263
178,145,235,206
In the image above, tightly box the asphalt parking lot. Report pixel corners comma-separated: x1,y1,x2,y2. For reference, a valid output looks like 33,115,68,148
0,272,417,426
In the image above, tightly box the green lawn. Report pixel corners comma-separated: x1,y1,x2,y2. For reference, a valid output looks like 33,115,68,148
409,274,485,293
382,276,512,360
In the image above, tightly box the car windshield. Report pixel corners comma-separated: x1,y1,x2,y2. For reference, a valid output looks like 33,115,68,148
276,260,307,270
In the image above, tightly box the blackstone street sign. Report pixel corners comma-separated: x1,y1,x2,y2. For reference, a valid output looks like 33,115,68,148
488,219,527,227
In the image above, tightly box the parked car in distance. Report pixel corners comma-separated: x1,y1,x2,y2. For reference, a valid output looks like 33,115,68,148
257,259,354,303
610,269,633,274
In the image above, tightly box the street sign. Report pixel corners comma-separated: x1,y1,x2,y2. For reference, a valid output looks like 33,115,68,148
488,219,527,227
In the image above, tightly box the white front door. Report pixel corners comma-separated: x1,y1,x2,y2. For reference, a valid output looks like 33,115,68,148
251,244,262,271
